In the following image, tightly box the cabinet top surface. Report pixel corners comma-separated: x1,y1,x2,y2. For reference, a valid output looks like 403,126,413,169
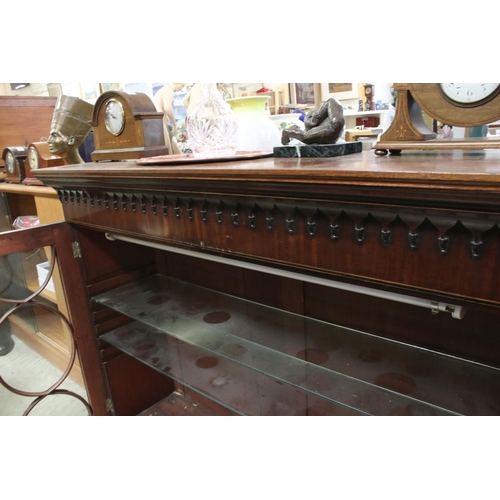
34,151,500,184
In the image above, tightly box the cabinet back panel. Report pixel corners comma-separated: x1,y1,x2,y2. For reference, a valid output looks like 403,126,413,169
77,226,156,285
162,251,304,314
104,353,175,416
304,283,500,368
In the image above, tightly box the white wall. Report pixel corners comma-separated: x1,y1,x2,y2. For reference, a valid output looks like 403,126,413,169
324,83,392,110
0,82,86,98
0,82,387,111
0,83,50,96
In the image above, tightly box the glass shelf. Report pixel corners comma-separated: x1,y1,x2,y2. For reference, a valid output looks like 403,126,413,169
94,275,500,416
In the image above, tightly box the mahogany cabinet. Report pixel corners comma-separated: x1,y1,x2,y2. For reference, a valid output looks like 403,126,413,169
27,150,500,416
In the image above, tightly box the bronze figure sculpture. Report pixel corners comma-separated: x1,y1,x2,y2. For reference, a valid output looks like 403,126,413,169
281,98,345,146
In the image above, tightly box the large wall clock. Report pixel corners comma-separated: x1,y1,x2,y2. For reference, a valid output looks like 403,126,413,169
374,83,500,155
91,90,169,161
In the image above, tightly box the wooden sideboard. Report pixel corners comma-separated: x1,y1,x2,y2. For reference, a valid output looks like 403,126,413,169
23,150,500,416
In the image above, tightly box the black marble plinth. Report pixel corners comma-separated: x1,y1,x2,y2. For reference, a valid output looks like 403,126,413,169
273,141,362,158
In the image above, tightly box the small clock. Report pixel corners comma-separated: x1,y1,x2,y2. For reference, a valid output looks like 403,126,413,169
91,90,169,161
28,145,40,170
2,146,27,183
364,83,374,111
6,151,16,173
22,142,66,185
104,99,125,135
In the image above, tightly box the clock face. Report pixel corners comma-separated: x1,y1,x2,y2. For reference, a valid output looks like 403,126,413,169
6,152,15,174
365,87,372,95
28,146,40,170
104,99,125,136
440,83,500,106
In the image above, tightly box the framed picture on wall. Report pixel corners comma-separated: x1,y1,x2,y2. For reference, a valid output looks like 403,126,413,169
231,83,264,97
321,83,359,101
47,83,63,96
99,83,122,93
80,83,100,103
290,83,316,105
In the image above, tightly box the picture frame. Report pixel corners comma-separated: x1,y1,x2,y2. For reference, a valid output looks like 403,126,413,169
321,83,359,101
231,83,264,97
47,83,63,97
79,83,100,103
290,83,316,106
99,83,122,93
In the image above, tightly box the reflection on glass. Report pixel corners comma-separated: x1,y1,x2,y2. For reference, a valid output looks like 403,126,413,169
0,247,54,302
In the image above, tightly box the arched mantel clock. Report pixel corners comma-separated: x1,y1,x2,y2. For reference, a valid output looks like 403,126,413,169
91,90,169,161
374,83,500,155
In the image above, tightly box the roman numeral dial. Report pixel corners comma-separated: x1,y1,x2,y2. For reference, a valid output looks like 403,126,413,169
440,83,500,106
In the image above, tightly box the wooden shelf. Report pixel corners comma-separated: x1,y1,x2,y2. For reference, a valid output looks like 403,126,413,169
345,129,381,142
0,182,57,197
343,110,388,117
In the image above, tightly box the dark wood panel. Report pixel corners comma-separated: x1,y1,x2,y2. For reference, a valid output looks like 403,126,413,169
242,268,304,315
104,353,175,416
100,345,122,362
0,222,65,255
0,96,57,167
164,252,247,298
95,314,132,336
51,223,111,416
92,306,123,324
162,252,304,313
76,226,156,285
87,263,157,297
55,192,500,304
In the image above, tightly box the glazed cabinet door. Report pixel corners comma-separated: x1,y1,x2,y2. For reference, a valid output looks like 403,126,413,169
0,222,108,415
